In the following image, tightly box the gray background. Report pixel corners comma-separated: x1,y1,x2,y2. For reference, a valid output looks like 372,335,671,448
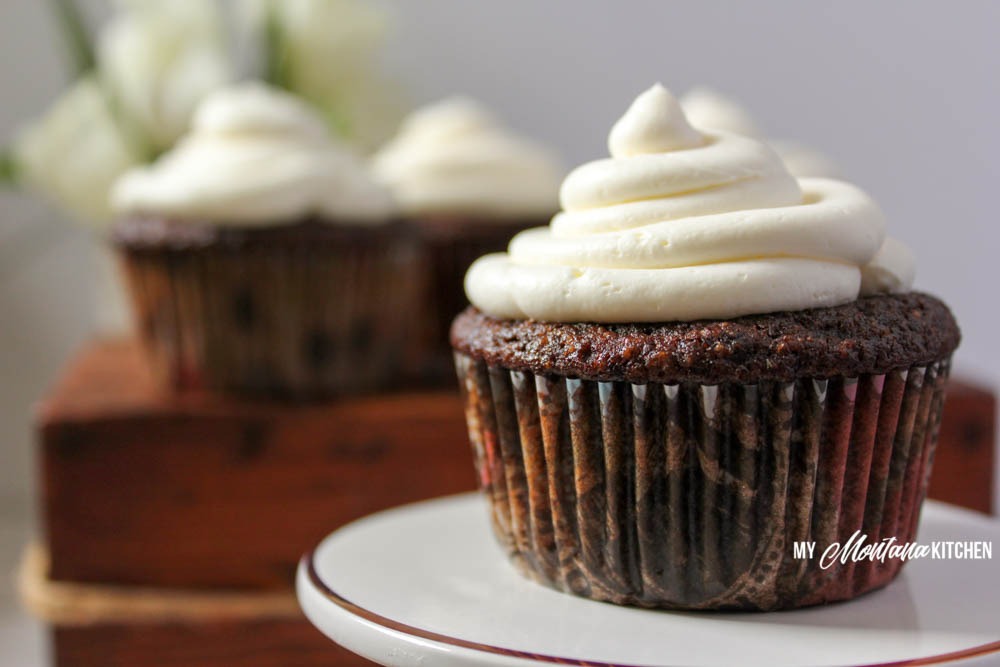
1,0,998,510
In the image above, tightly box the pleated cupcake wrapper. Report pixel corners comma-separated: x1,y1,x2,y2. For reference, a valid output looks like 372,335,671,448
454,352,952,611
118,241,423,398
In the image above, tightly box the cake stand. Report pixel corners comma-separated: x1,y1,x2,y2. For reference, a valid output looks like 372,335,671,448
297,494,1000,667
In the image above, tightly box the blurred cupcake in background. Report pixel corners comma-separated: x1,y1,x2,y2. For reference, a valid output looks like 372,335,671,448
9,0,412,342
681,86,841,178
372,97,564,383
112,82,421,398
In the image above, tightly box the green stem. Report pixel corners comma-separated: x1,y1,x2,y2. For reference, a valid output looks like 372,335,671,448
48,0,96,76
262,1,290,90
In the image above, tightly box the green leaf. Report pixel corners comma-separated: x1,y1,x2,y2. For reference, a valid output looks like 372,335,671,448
47,0,96,77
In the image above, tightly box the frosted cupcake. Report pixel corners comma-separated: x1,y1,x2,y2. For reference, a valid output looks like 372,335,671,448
681,86,841,178
372,98,563,382
451,84,959,611
113,82,419,398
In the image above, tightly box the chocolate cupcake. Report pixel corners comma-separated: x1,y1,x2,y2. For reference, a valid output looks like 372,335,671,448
112,83,420,398
451,84,960,611
371,98,563,383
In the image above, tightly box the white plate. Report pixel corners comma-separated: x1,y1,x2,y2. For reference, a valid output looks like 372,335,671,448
298,494,1000,667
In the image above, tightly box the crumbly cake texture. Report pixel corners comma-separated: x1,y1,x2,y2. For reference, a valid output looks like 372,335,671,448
451,293,960,384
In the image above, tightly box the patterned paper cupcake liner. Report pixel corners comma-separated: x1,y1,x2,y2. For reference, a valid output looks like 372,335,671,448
118,234,423,398
454,352,952,611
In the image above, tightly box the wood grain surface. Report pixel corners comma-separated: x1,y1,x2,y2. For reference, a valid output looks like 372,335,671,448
52,618,366,667
38,340,476,590
35,339,995,667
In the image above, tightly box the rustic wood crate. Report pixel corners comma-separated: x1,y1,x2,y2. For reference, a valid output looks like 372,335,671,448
37,340,477,589
29,340,996,667
52,619,362,667
928,378,995,514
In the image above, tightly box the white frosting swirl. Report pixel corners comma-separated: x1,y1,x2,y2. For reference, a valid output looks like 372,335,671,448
679,87,763,138
112,82,395,224
465,84,914,323
371,97,563,218
860,237,916,296
680,87,841,178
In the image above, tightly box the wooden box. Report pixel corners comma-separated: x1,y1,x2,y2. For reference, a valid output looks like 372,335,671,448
31,339,478,666
929,379,996,515
52,621,343,667
37,340,476,590
19,545,359,667
27,340,996,666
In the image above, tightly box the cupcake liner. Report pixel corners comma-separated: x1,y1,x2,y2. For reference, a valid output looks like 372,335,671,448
118,231,423,398
407,219,542,385
454,352,952,611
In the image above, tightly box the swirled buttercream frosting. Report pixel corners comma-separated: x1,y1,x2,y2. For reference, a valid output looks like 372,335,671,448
112,82,395,224
465,84,914,323
371,97,563,218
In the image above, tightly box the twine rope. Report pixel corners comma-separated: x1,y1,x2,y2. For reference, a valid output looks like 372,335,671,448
16,543,302,626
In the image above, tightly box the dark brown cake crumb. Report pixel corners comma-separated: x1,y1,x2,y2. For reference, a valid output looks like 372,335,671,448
450,293,960,384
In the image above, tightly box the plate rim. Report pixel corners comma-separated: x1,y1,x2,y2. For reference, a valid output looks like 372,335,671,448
302,494,1000,667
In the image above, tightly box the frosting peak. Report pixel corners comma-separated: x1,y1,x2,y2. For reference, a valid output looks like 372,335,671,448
557,85,802,230
679,87,762,139
372,97,563,218
395,96,496,141
465,84,915,323
194,83,329,141
113,82,395,225
608,84,703,157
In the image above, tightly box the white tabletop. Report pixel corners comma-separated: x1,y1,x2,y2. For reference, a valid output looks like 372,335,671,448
298,493,1000,667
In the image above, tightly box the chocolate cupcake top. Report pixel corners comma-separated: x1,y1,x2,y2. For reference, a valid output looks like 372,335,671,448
452,293,960,384
371,97,563,219
112,82,395,225
464,84,915,323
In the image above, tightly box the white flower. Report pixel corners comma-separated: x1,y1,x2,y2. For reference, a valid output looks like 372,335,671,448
244,0,405,151
15,77,142,227
98,0,233,154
